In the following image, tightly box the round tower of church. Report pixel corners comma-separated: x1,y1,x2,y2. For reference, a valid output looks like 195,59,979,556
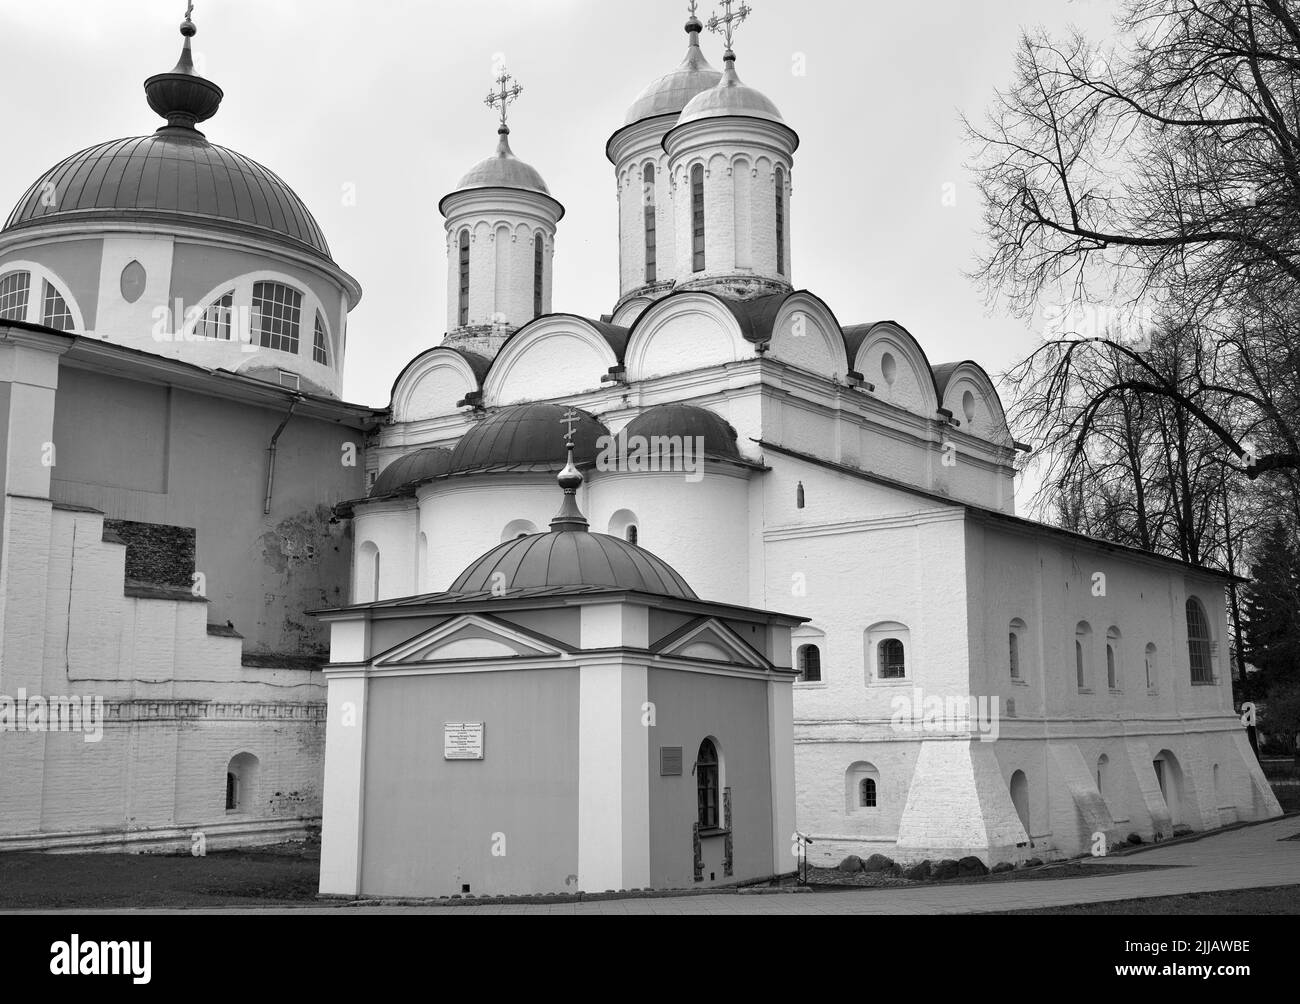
438,70,564,359
663,4,798,300
607,11,721,309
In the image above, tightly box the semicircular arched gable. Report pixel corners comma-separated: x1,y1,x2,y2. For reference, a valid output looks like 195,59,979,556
940,363,1012,446
483,317,619,406
770,293,849,379
392,349,481,423
625,294,751,383
612,296,653,328
853,323,939,417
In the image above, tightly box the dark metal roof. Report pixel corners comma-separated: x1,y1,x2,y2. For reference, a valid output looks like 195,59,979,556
624,403,741,459
450,531,698,599
4,131,333,260
448,403,610,475
371,447,454,498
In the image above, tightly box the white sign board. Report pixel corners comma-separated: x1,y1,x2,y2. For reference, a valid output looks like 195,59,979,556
444,722,485,761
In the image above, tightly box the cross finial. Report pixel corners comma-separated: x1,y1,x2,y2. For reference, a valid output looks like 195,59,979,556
687,0,699,16
559,408,581,447
185,1,194,18
485,69,524,131
707,0,751,53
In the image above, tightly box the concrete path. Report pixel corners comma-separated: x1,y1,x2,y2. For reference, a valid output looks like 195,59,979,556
18,817,1299,916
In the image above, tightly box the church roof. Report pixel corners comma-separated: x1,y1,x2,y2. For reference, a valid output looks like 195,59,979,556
447,402,610,475
624,404,742,460
619,15,723,130
371,447,454,498
449,442,697,599
450,530,698,599
3,16,334,261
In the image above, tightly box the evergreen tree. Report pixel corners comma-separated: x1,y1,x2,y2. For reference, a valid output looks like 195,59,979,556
1243,521,1300,690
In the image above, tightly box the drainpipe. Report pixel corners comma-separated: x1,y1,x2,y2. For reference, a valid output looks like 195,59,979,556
264,396,302,515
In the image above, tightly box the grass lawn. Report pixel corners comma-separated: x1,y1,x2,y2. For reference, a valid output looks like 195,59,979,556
0,844,323,910
992,885,1300,915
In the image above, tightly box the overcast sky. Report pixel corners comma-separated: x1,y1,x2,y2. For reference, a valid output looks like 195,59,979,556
1,0,1118,408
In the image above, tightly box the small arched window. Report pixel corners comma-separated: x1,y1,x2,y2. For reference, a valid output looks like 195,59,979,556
1106,627,1121,690
1145,643,1157,691
797,644,821,683
1010,618,1027,680
625,524,639,546
196,291,235,341
878,639,905,680
533,232,544,317
1096,753,1109,797
775,166,786,275
1186,597,1213,683
643,163,657,284
458,230,471,327
226,753,260,814
252,281,303,354
41,281,74,331
860,777,877,808
696,739,719,830
313,312,329,365
0,270,31,321
691,164,706,273
1075,622,1092,691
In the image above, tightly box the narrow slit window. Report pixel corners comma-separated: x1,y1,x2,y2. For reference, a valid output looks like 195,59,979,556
775,167,786,275
691,164,705,273
313,312,329,365
533,233,544,317
458,231,470,327
643,163,657,284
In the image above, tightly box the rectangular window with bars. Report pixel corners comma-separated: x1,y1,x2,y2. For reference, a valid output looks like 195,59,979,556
252,281,302,354
0,271,31,322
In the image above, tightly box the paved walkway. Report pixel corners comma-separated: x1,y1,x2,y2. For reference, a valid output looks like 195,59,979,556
28,817,1299,916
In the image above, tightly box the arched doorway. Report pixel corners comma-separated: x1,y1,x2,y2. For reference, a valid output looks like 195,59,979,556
1009,770,1030,837
1152,749,1185,826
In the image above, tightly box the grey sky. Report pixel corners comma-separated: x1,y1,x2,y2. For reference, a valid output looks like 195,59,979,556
1,0,1118,408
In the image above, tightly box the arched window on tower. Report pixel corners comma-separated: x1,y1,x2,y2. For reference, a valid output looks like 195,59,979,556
691,164,706,273
643,163,657,284
458,230,470,327
533,233,544,317
1186,597,1213,683
797,644,821,683
251,281,303,354
775,167,786,275
313,312,329,365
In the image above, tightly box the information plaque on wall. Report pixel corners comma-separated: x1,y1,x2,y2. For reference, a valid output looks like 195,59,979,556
444,722,485,761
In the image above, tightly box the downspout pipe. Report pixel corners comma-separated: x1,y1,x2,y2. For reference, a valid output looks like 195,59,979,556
264,396,302,515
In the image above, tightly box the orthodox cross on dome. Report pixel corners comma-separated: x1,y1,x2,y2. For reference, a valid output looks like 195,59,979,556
687,0,699,16
707,0,751,53
485,69,524,132
559,408,581,447
185,1,194,19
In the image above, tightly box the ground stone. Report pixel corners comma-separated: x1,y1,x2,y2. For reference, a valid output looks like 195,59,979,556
863,854,896,873
838,854,864,872
903,860,931,881
932,859,959,880
958,856,989,877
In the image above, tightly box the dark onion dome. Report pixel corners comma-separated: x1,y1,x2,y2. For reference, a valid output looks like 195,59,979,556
448,403,610,475
3,16,334,262
621,15,722,129
450,530,698,599
370,447,454,498
449,445,697,599
623,404,741,460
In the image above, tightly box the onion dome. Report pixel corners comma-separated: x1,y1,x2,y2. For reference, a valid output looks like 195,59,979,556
370,447,454,498
675,48,787,130
448,446,697,599
2,13,334,261
622,14,723,128
447,403,610,475
623,404,741,460
451,127,552,198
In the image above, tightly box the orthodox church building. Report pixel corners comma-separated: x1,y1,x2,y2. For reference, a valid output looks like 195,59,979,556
0,5,1282,876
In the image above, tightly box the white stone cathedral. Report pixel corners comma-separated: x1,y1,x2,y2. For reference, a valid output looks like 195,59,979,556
0,4,1280,868
348,6,1282,865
